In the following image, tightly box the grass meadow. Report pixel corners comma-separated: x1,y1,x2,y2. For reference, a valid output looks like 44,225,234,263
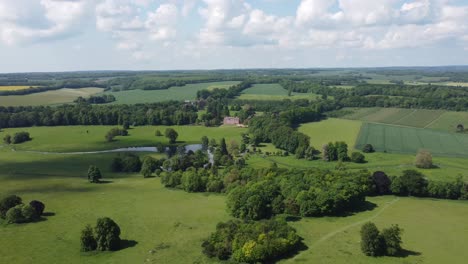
104,81,239,104
238,83,320,100
0,125,246,152
0,87,104,106
0,149,467,264
298,118,362,148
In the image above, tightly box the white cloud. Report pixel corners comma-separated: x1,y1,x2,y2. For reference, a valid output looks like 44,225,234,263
0,0,90,45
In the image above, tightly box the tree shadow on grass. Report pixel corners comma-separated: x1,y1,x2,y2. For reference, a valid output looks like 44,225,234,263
120,240,138,250
97,180,113,184
265,240,309,264
338,201,377,217
396,249,421,258
42,212,55,217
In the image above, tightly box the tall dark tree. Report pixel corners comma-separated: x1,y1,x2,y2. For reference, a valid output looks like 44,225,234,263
0,195,22,218
165,128,179,144
360,222,384,257
220,138,228,155
87,165,102,183
80,224,97,252
95,217,121,251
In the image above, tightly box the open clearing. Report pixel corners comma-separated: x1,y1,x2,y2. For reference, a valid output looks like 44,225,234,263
341,107,468,131
238,83,320,100
355,122,468,157
298,118,362,149
0,125,245,152
0,85,37,91
0,87,104,106
103,81,239,104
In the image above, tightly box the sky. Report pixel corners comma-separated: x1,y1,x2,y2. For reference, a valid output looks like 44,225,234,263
0,0,467,72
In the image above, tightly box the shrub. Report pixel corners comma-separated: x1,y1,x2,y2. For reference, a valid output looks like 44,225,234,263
3,134,11,144
381,225,403,256
95,217,121,251
155,130,163,136
392,170,427,196
372,171,391,195
362,144,375,153
81,224,97,252
29,200,45,216
87,165,102,183
351,152,366,163
165,128,179,144
415,150,433,169
360,222,384,256
21,204,39,222
6,205,24,223
12,131,31,144
0,195,22,218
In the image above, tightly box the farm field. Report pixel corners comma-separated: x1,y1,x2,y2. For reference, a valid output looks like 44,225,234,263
103,81,239,104
0,85,37,91
0,87,104,106
298,118,362,149
238,83,320,100
341,107,468,131
0,125,245,152
355,123,468,157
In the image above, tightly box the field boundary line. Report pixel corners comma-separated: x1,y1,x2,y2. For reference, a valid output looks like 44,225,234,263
309,197,400,249
393,109,417,124
424,111,446,129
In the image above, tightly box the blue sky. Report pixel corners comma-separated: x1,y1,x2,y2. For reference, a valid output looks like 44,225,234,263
0,0,467,72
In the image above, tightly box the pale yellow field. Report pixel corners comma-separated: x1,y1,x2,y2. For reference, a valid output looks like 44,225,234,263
441,82,468,87
0,85,37,91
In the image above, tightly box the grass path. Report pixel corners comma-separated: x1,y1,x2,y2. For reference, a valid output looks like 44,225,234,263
309,197,400,248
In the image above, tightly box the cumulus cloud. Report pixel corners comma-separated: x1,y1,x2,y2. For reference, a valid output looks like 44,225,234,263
0,0,90,45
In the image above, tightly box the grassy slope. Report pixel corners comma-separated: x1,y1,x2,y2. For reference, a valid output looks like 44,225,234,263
298,118,362,149
104,81,239,104
0,88,104,106
0,125,245,152
427,111,468,132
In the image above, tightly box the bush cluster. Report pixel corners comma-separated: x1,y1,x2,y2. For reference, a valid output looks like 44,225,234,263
0,195,45,224
361,222,403,257
81,217,121,252
202,219,301,263
3,131,31,144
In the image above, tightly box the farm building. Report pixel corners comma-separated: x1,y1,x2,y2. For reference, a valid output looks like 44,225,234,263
223,117,240,125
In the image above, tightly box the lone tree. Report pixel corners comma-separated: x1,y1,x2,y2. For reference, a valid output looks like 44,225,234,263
351,152,366,163
87,166,102,183
456,124,464,132
95,217,121,251
415,150,433,169
362,144,375,153
360,222,384,257
140,156,156,178
165,128,178,144
3,134,11,144
381,225,403,256
29,200,45,216
155,130,163,136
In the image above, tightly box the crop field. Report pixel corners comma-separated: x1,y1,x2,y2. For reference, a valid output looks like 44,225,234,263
340,107,468,131
0,125,245,152
0,85,37,91
0,87,104,106
355,123,468,157
104,81,239,104
426,111,468,132
238,83,320,100
298,118,362,149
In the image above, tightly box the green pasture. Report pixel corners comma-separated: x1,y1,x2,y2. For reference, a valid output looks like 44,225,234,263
298,118,362,149
426,111,468,132
238,83,320,100
0,125,245,152
355,123,468,157
104,81,239,104
0,88,104,106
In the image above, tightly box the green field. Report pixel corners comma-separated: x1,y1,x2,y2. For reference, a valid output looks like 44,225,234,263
0,125,245,152
341,107,468,131
355,123,468,157
298,118,362,149
103,81,239,104
0,88,104,106
0,153,467,264
238,83,320,100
